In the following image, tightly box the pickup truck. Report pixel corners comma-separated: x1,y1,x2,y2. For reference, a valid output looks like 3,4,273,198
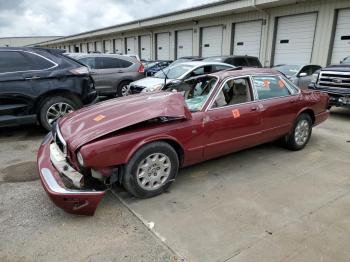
309,56,350,109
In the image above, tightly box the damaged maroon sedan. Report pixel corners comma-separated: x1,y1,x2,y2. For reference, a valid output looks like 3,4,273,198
37,68,329,215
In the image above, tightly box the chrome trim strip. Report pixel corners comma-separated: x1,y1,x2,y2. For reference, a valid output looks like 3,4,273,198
41,168,103,195
56,124,66,147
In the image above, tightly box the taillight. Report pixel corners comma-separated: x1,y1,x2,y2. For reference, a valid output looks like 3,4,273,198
138,63,144,73
70,66,89,75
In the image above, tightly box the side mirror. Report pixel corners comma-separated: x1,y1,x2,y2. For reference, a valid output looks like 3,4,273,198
299,72,308,77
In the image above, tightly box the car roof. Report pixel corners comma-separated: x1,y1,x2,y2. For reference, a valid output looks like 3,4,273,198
209,67,282,80
204,55,259,60
174,61,234,67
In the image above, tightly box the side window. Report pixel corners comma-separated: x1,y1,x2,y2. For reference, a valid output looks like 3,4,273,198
246,58,261,68
24,52,55,70
252,76,291,100
231,57,248,67
118,59,133,68
299,66,312,76
212,78,252,108
310,65,321,74
0,51,32,73
95,57,132,69
212,65,231,73
191,66,204,76
79,57,96,69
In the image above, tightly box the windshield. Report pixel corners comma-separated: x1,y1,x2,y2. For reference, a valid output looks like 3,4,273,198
273,65,301,76
164,76,217,111
154,64,195,79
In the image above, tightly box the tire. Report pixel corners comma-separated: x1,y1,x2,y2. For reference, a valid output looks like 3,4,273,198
38,96,82,131
116,81,132,97
283,113,313,151
123,141,179,198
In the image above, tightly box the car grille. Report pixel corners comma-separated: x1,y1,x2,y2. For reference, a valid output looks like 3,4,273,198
318,71,350,89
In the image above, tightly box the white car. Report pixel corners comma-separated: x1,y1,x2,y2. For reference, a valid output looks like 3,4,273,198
129,61,234,94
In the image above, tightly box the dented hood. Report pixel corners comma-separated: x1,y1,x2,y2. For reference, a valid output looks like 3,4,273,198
58,92,192,151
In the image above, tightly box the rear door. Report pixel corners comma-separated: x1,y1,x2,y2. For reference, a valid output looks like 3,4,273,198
0,50,56,118
251,75,300,141
204,77,263,159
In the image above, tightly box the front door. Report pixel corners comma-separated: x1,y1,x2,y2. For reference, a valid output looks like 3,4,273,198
204,77,263,160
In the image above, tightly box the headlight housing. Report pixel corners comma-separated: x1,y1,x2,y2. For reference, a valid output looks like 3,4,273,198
311,72,319,83
142,84,163,93
77,151,84,167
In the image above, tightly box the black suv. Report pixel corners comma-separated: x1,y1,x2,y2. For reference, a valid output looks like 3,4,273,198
309,57,350,109
203,55,263,68
0,47,97,130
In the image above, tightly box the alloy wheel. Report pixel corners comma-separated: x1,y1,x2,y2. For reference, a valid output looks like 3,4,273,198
136,153,171,191
46,102,74,126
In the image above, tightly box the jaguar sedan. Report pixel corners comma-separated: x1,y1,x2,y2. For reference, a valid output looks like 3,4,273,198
37,68,329,215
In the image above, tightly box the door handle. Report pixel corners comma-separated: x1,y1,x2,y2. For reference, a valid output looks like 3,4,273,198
117,70,123,73
251,106,259,111
290,99,296,103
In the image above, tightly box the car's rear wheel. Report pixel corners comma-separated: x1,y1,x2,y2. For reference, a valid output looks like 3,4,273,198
116,81,132,97
39,96,81,131
283,113,312,151
123,141,179,198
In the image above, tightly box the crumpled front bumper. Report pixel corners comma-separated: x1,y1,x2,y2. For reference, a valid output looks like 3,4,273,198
37,133,105,216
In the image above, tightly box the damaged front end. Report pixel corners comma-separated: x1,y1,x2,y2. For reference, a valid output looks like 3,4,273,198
37,129,105,216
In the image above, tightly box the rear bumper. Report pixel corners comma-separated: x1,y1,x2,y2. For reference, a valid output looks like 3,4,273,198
37,133,105,216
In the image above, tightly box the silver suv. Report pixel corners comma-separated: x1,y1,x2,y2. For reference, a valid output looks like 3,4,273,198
68,53,145,97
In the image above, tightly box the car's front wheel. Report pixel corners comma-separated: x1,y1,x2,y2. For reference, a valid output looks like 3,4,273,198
39,96,81,131
283,113,313,151
123,141,179,198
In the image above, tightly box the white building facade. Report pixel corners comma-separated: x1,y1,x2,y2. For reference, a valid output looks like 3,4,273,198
37,0,350,67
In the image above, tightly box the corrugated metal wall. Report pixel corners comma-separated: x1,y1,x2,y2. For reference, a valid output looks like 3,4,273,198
44,0,350,66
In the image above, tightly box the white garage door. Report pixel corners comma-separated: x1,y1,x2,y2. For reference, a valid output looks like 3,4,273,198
114,39,123,54
103,40,112,53
274,13,317,65
331,9,350,64
201,26,223,57
126,37,137,55
233,20,262,57
95,41,103,52
157,33,170,60
140,35,151,60
176,30,193,58
88,42,94,52
81,43,88,53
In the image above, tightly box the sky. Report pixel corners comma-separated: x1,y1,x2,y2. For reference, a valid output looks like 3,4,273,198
0,0,217,37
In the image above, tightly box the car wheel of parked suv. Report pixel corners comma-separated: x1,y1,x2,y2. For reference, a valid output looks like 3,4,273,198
283,113,312,151
122,141,179,198
116,80,132,97
39,96,82,131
